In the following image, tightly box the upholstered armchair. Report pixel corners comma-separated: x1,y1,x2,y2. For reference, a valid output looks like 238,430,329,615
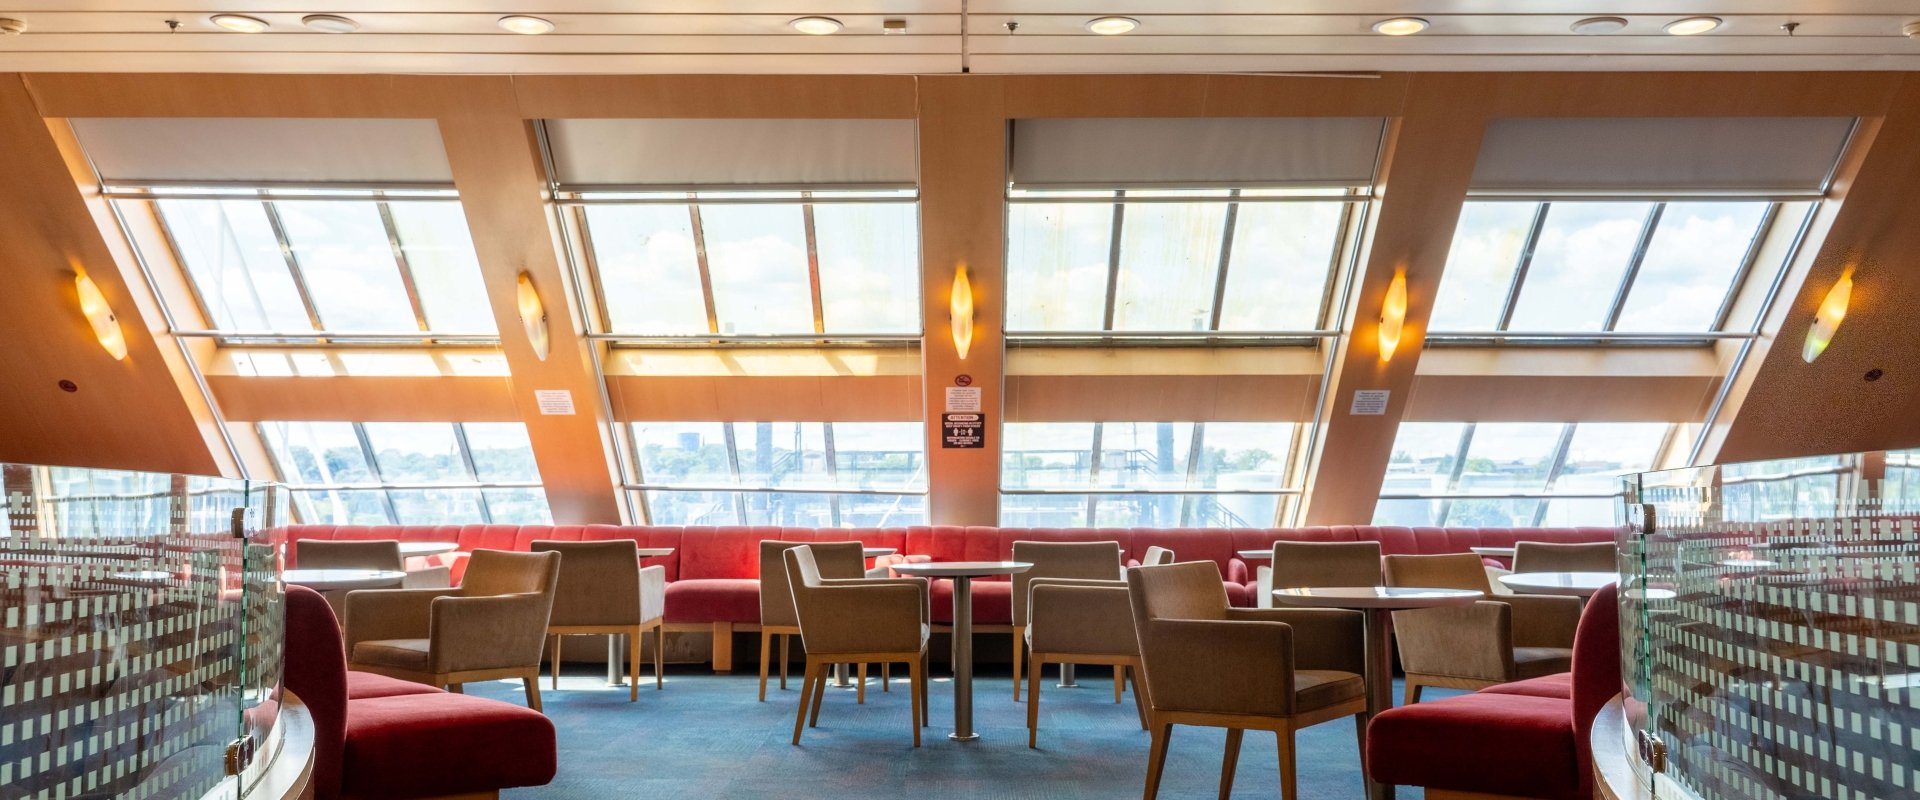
1011,540,1123,702
1126,561,1368,800
344,549,561,711
758,541,875,702
1139,545,1176,569
297,540,404,612
531,540,666,701
783,546,929,746
1384,553,1583,704
1513,541,1618,573
1024,576,1147,747
1255,541,1383,608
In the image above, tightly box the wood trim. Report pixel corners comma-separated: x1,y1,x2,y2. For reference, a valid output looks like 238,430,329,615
512,75,918,119
208,376,522,422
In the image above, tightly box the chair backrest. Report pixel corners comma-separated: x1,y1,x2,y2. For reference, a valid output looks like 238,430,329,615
1513,542,1617,574
1141,545,1175,567
297,539,402,572
1270,540,1382,589
531,539,639,627
1012,540,1122,624
460,549,561,598
1124,561,1230,624
1382,553,1493,593
282,585,348,800
759,540,866,628
1570,583,1622,799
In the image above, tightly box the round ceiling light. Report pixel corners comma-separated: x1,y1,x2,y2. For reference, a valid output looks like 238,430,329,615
789,16,844,35
301,14,359,33
1664,16,1722,36
1371,17,1429,36
1570,16,1628,35
210,14,270,33
497,15,555,35
1085,16,1139,35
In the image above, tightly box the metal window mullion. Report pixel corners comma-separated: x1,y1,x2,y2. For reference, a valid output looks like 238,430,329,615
1689,203,1819,464
688,199,722,334
1314,200,1359,330
1495,203,1552,331
1180,423,1207,526
625,423,654,525
1291,194,1372,527
802,194,826,334
1205,191,1241,330
1101,194,1126,331
822,423,842,527
350,424,401,524
1086,423,1105,524
1600,203,1666,331
374,198,434,332
450,424,493,524
145,199,230,332
722,423,747,522
1530,423,1580,526
1437,424,1478,524
1709,202,1784,332
569,206,619,335
260,199,329,334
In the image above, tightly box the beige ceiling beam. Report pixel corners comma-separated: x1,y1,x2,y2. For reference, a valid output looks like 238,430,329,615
512,74,918,118
24,73,515,118
209,376,521,423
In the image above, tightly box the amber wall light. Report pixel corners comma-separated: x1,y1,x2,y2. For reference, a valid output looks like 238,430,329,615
516,271,550,360
1377,271,1408,362
74,272,128,361
1801,269,1853,363
949,264,974,360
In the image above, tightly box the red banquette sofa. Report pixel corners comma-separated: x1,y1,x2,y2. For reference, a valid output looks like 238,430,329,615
285,524,1616,671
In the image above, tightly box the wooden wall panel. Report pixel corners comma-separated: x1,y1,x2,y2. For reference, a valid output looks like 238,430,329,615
1006,375,1322,422
208,377,521,422
513,74,918,119
606,375,920,422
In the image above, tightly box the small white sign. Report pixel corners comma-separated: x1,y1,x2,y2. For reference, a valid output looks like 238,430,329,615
535,389,575,415
945,386,983,413
1350,389,1391,416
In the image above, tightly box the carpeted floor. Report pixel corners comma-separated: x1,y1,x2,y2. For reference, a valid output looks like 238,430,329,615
460,664,1446,799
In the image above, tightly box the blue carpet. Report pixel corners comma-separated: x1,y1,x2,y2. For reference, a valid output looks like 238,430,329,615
459,665,1450,799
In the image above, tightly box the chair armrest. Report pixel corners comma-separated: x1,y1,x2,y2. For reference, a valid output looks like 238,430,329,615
1140,618,1295,716
1028,582,1135,655
1224,607,1364,674
1390,602,1515,683
428,592,554,675
796,582,927,654
1502,594,1583,648
638,564,667,624
343,588,454,651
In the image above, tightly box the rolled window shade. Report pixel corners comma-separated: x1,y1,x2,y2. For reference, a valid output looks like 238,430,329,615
71,118,454,185
544,118,918,188
1470,117,1856,194
1010,117,1385,188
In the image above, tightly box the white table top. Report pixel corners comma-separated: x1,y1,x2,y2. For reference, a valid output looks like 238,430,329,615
284,568,406,591
400,541,458,557
636,547,675,558
1470,546,1517,558
1236,549,1273,561
890,561,1032,578
863,547,897,558
112,570,176,584
1273,586,1484,609
1498,571,1615,596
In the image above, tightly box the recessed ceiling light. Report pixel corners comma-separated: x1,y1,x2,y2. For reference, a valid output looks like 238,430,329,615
1664,16,1722,36
1085,16,1139,35
1904,20,1920,39
1371,17,1429,36
210,14,270,33
789,16,843,35
301,14,359,33
1570,17,1628,35
497,15,554,35
0,17,26,36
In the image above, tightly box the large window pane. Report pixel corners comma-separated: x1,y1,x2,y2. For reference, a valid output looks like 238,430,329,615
482,488,554,525
387,202,496,333
464,423,542,483
159,199,312,331
1505,203,1654,332
1455,423,1564,493
1216,202,1344,331
813,203,921,333
1429,203,1536,331
1002,423,1096,489
731,422,831,489
634,422,735,486
1380,423,1469,498
1005,202,1113,331
1112,202,1227,331
700,204,815,333
830,422,926,491
1001,422,1296,527
293,489,391,525
1194,423,1295,491
261,421,372,484
1444,498,1541,527
1376,421,1671,527
1553,423,1668,493
631,421,927,525
362,423,469,484
388,488,486,524
1095,422,1197,490
1613,203,1769,332
275,201,420,331
1001,493,1091,527
584,204,708,334
644,489,740,525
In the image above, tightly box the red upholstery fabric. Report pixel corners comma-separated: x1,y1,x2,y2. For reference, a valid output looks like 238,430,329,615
341,693,556,800
1571,584,1624,799
1368,693,1581,799
283,586,349,800
664,578,762,624
1480,672,1575,700
346,671,442,701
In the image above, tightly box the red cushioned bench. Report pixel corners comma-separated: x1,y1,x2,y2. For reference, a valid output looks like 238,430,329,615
284,523,1616,672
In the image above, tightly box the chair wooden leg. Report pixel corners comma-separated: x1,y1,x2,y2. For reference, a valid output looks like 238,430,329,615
712,621,733,673
1219,728,1244,800
1027,655,1044,748
759,629,774,702
1404,679,1423,706
1276,726,1298,800
1129,665,1149,730
549,635,561,691
523,675,543,713
809,659,828,728
1012,627,1025,701
629,627,642,702
1354,713,1369,778
791,660,819,745
857,664,868,705
1143,718,1173,800
654,624,666,690
908,658,924,748
1114,665,1125,703
779,634,790,689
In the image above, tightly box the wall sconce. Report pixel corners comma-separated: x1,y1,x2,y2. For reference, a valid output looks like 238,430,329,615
1801,269,1853,363
949,264,974,360
516,271,550,360
74,272,128,361
1377,271,1408,362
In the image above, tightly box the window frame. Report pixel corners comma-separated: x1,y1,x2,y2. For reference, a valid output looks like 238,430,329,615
259,421,547,525
1376,421,1678,527
623,421,929,527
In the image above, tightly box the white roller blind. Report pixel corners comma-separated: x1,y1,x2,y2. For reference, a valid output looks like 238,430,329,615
1470,117,1855,193
545,118,918,187
1010,117,1384,188
72,118,453,184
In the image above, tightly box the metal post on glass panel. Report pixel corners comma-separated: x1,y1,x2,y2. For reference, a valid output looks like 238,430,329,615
950,575,977,741
1058,663,1078,687
606,634,625,686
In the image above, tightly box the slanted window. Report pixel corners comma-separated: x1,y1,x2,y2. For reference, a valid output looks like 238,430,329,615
260,421,549,524
1000,422,1302,527
1375,422,1671,527
629,422,927,526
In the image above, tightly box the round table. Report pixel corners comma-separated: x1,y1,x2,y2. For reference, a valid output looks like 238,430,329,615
1498,571,1615,597
284,568,406,591
1470,546,1517,560
399,541,458,558
1273,586,1484,800
863,546,897,558
890,561,1032,741
1236,549,1274,561
636,547,675,559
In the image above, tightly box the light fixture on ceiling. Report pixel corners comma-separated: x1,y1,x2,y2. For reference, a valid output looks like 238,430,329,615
1904,21,1920,38
789,16,844,35
1802,269,1853,363
1570,17,1628,35
74,273,128,361
1085,16,1139,35
301,14,359,33
516,272,550,360
883,18,908,35
210,14,270,33
950,264,975,360
1377,271,1408,362
498,15,555,35
0,17,26,35
1371,17,1429,36
1664,16,1722,36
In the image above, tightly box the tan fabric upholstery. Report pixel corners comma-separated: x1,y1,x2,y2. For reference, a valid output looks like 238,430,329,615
1027,578,1135,656
1512,541,1617,573
759,541,866,629
1140,546,1175,568
298,539,403,571
352,638,430,672
344,549,560,696
1384,553,1581,692
533,539,666,627
784,546,928,656
1011,541,1123,626
1382,552,1491,593
1270,541,1382,589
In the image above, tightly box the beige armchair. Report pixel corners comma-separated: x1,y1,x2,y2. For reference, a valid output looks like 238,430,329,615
758,541,882,702
296,539,404,613
1255,541,1383,608
1383,553,1582,704
1024,576,1147,748
784,546,930,746
1126,561,1367,800
344,549,561,711
1011,540,1123,702
1513,541,1617,573
532,539,666,701
1140,546,1176,568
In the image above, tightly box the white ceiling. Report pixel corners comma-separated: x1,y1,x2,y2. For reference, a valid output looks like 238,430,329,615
0,2,1917,74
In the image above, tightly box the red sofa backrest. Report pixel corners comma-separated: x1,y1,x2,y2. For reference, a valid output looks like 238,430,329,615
282,585,348,800
1571,583,1623,798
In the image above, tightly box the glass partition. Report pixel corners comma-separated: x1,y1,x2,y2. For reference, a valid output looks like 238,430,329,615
1,463,286,800
1621,449,1920,800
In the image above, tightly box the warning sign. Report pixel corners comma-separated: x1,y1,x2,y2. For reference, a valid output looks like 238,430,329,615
941,413,984,449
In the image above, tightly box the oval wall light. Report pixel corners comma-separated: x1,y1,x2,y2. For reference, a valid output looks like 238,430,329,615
1801,270,1853,363
74,273,128,361
950,264,975,360
516,271,550,360
1377,271,1408,362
